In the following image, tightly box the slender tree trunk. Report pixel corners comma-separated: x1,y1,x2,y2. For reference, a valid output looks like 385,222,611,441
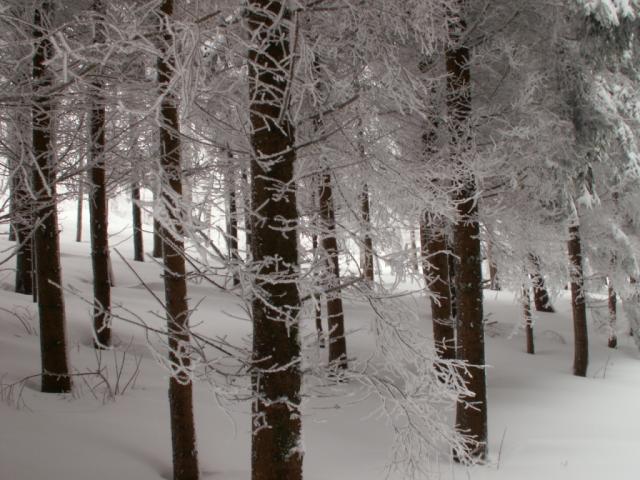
447,4,487,460
568,222,588,377
522,285,534,354
486,239,500,290
607,278,617,349
225,158,240,286
89,0,111,349
409,228,419,273
312,230,325,348
420,214,455,360
247,2,303,478
132,182,144,261
76,167,83,242
153,182,163,258
529,254,555,313
359,183,374,284
32,0,71,393
13,113,34,295
311,185,325,348
157,2,199,478
242,168,252,258
318,171,348,370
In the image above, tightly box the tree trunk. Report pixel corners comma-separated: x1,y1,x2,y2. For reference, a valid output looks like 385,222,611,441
89,0,111,349
486,239,500,290
153,184,163,259
157,2,199,479
132,182,144,261
420,214,455,360
409,228,419,273
247,2,303,478
32,0,71,393
312,230,325,348
607,278,617,349
568,222,588,377
522,285,534,354
76,167,83,242
447,4,488,460
225,158,240,286
359,183,374,284
318,171,348,370
12,112,34,295
529,254,555,312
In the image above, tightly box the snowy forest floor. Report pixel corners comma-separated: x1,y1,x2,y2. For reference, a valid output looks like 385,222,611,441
1,202,638,480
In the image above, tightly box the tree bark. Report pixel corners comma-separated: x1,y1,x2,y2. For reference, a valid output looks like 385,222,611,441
359,183,374,284
420,214,455,360
89,0,111,349
12,113,34,295
447,4,488,460
157,2,199,479
318,171,348,370
247,2,303,478
225,158,240,286
529,254,555,312
522,285,534,354
607,278,617,349
32,0,71,393
131,182,144,261
76,167,84,242
568,222,588,377
486,239,500,290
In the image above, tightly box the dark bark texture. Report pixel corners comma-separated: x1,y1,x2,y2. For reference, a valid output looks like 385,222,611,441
608,280,617,349
32,1,71,393
247,2,303,479
420,214,455,360
447,5,488,460
522,286,534,354
12,113,34,295
360,183,374,284
529,254,555,313
131,182,144,261
89,0,111,348
568,223,588,377
318,172,348,370
157,1,199,479
225,161,240,286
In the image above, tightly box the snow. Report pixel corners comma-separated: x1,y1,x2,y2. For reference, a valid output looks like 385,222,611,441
1,202,639,480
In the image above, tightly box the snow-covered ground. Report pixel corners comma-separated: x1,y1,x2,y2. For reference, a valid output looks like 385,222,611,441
1,202,638,480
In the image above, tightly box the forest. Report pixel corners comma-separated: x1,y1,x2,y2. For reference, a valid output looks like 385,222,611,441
1,0,640,479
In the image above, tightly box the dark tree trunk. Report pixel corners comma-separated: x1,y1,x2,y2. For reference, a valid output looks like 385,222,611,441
225,159,240,286
359,183,374,284
76,167,84,242
529,254,555,313
409,228,419,273
247,2,303,478
157,2,199,479
89,0,111,349
311,183,325,348
311,227,325,348
486,240,500,291
242,168,252,258
131,182,144,261
448,245,458,321
447,4,488,460
13,119,34,295
607,279,617,349
32,0,71,393
568,222,588,377
522,285,534,354
318,171,348,370
153,216,164,258
420,214,455,360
